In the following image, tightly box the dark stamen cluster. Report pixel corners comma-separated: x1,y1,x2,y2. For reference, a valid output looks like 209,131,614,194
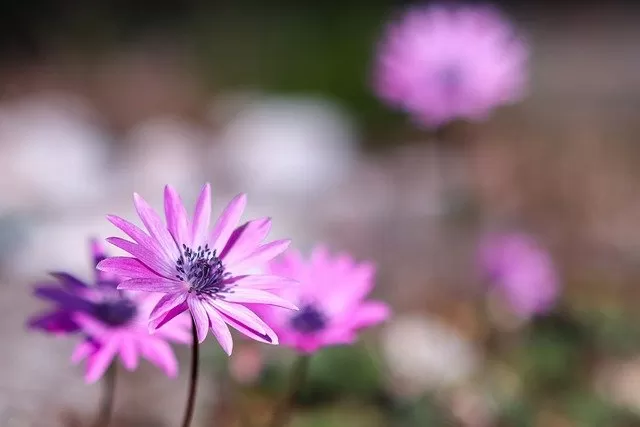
94,297,137,327
176,244,229,295
290,303,327,334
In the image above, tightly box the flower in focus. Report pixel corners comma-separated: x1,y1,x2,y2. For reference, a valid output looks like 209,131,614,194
374,4,528,127
29,239,191,382
98,183,298,354
258,246,390,354
478,232,559,318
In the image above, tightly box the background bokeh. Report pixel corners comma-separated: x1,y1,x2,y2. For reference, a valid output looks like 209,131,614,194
3,1,640,426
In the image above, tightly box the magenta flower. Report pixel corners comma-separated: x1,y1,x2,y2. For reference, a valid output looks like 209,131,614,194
478,232,559,318
258,246,390,354
97,183,298,355
29,240,190,383
28,239,115,335
72,292,191,383
374,3,528,127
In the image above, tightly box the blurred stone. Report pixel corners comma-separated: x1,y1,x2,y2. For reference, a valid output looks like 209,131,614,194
214,95,358,199
114,116,207,206
381,314,479,396
0,92,111,213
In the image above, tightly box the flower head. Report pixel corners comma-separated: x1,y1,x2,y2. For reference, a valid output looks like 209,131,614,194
258,246,390,354
28,239,190,383
478,232,559,318
98,183,298,355
374,4,528,127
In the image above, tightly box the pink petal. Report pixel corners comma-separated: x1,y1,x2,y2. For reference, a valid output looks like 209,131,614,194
118,278,186,293
119,337,139,370
230,239,291,273
133,193,180,260
97,257,162,280
203,302,234,355
218,311,279,345
187,296,210,343
149,292,188,321
227,274,298,290
85,337,120,383
220,218,271,264
71,340,97,364
164,185,190,247
149,301,189,331
209,299,267,334
348,301,390,329
323,263,376,315
106,237,175,278
139,338,179,378
49,272,88,290
221,289,298,311
73,313,109,340
107,215,173,264
210,194,247,253
191,183,212,248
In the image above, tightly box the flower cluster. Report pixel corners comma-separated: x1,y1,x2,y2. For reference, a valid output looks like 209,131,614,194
29,184,391,384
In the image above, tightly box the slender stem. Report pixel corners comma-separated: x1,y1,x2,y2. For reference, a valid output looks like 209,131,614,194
181,316,200,427
268,355,311,427
93,363,116,427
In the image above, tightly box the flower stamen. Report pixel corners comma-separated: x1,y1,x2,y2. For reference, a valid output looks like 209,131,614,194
177,244,229,295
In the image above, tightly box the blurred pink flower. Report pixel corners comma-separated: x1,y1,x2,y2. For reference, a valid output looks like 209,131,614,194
72,292,191,383
374,4,528,127
98,183,298,355
478,232,559,317
259,246,390,354
28,240,191,383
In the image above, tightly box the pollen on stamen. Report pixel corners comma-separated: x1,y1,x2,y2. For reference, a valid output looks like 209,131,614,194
175,243,229,295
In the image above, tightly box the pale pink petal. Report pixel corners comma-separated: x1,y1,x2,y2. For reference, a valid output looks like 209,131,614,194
203,302,234,355
222,289,298,310
139,339,179,378
97,257,163,280
106,237,175,278
230,239,291,272
187,296,210,343
191,183,211,248
210,194,247,253
118,278,185,293
164,185,190,246
133,193,180,260
220,218,271,264
119,337,139,371
85,337,120,383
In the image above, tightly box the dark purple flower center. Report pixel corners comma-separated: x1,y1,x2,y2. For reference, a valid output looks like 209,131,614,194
177,244,229,295
439,64,463,96
290,303,327,334
94,297,137,327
